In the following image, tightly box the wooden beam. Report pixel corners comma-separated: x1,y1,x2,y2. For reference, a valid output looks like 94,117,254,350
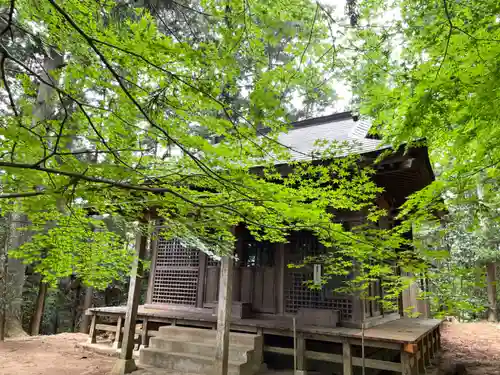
110,228,148,375
403,343,418,354
342,341,353,375
264,346,402,372
213,255,233,375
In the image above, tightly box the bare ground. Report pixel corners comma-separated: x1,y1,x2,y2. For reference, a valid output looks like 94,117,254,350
440,321,500,374
0,333,114,375
2,322,500,375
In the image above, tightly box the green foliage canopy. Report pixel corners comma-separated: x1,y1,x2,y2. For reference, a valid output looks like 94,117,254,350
0,0,408,291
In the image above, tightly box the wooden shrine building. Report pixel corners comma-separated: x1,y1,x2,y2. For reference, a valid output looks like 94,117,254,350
87,113,442,375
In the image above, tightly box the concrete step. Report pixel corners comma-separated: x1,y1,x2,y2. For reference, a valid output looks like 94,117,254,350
140,348,252,375
149,336,254,363
157,325,259,347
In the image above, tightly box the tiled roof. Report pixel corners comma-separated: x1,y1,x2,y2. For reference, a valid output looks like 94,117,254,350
277,113,386,161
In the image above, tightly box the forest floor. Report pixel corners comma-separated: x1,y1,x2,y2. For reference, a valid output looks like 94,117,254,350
1,322,500,374
440,320,500,374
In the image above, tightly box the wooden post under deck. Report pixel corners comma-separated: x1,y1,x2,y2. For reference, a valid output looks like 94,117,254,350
110,226,148,375
214,255,233,375
342,341,353,375
112,316,123,349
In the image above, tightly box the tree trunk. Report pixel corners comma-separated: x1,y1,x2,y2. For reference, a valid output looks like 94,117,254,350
80,286,94,333
30,278,48,335
486,262,497,322
5,213,29,338
72,284,81,332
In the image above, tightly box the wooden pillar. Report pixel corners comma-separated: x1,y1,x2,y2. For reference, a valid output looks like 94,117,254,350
276,243,285,315
417,340,425,374
401,351,417,375
436,326,441,351
146,234,158,304
197,252,207,308
141,317,149,348
296,331,306,374
88,314,97,344
425,334,432,364
110,227,148,375
112,316,123,349
342,341,353,375
214,255,233,375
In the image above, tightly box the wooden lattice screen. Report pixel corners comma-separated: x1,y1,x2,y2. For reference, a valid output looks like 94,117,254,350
284,231,353,320
151,237,199,306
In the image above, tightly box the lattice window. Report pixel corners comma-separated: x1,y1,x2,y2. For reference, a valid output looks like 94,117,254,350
152,237,199,306
207,256,219,267
152,269,198,305
288,231,325,262
156,237,199,268
241,237,274,267
285,272,353,320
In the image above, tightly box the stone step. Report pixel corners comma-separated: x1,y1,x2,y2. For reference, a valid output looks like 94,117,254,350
140,348,251,375
149,336,254,363
157,325,259,347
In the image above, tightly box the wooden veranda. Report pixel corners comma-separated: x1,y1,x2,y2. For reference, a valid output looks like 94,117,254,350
87,304,442,375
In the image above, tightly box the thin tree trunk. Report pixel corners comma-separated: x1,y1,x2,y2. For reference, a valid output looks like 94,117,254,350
0,216,8,341
30,278,48,335
486,262,497,322
80,286,94,333
72,284,81,332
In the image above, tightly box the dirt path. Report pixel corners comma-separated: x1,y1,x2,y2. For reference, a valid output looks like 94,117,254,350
0,333,114,375
441,321,500,374
2,322,500,374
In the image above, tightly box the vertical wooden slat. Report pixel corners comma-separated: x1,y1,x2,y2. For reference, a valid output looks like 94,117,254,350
276,243,285,315
232,267,241,302
342,341,353,375
240,268,253,303
197,252,207,308
262,267,276,313
425,334,431,364
205,267,220,303
437,326,441,351
112,316,123,349
88,314,97,344
432,329,438,356
233,235,242,302
214,255,234,375
417,340,425,374
253,268,263,312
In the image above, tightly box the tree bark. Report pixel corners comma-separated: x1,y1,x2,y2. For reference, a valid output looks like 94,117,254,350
486,262,497,322
0,216,8,341
80,286,94,333
30,277,48,335
5,212,29,337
